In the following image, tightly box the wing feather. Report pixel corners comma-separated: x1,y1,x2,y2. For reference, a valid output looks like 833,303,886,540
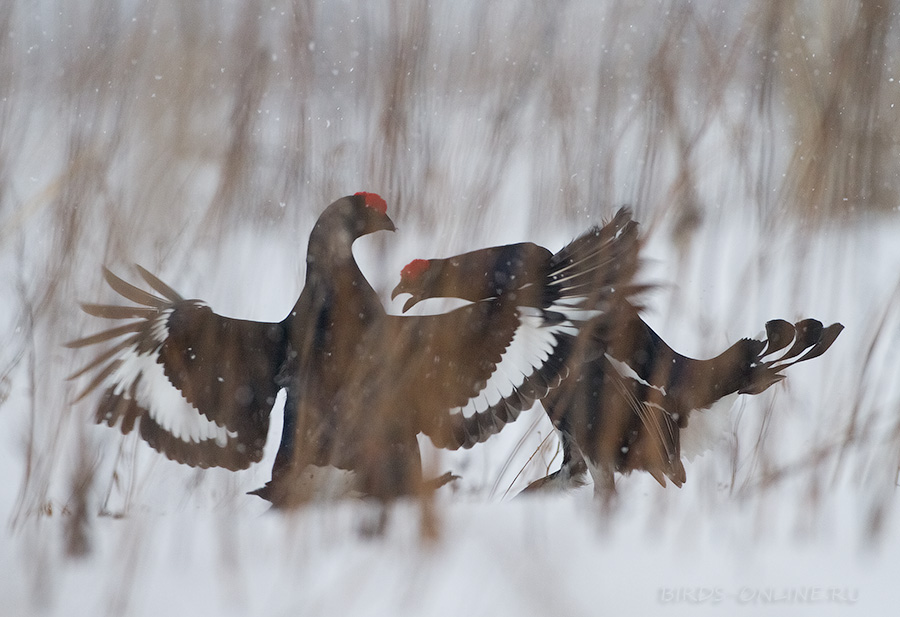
69,267,286,469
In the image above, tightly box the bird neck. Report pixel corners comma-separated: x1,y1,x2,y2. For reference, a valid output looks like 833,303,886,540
304,242,379,307
306,213,359,268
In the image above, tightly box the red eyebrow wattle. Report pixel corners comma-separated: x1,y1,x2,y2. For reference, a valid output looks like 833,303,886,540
401,259,430,280
355,192,387,214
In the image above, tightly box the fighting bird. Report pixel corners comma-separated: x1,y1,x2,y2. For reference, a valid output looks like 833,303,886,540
392,209,843,497
68,193,642,505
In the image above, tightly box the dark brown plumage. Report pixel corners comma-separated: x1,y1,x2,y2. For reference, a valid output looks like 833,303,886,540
392,208,844,496
69,193,641,505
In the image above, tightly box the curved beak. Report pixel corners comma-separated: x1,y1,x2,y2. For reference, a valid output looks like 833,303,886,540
390,283,419,313
401,296,418,313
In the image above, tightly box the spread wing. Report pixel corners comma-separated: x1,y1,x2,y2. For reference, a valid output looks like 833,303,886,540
67,267,287,470
388,207,645,450
387,292,578,450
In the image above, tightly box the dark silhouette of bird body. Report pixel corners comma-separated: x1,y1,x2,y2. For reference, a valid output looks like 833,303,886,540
69,194,643,505
392,210,843,496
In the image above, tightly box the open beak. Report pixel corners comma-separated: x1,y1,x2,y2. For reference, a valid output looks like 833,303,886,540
401,297,417,313
390,284,418,313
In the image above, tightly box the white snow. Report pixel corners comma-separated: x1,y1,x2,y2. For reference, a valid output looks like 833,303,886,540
2,2,898,616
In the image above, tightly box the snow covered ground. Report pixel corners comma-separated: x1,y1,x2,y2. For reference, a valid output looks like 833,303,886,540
2,1,899,615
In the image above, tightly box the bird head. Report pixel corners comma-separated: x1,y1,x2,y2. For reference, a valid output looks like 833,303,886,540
391,259,432,312
351,191,396,235
306,193,396,270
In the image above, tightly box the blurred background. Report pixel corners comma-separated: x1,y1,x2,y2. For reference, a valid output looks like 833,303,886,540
2,0,899,615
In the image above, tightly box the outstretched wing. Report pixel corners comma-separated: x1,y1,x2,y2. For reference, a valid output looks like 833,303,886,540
544,206,645,311
68,267,287,470
386,293,577,450
390,208,644,450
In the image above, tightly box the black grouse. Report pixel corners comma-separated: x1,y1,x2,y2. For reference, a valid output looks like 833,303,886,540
68,193,642,505
392,208,844,496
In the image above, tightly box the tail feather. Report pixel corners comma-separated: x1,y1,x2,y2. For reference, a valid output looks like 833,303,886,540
739,319,842,396
761,319,795,356
768,319,823,363
770,322,844,371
